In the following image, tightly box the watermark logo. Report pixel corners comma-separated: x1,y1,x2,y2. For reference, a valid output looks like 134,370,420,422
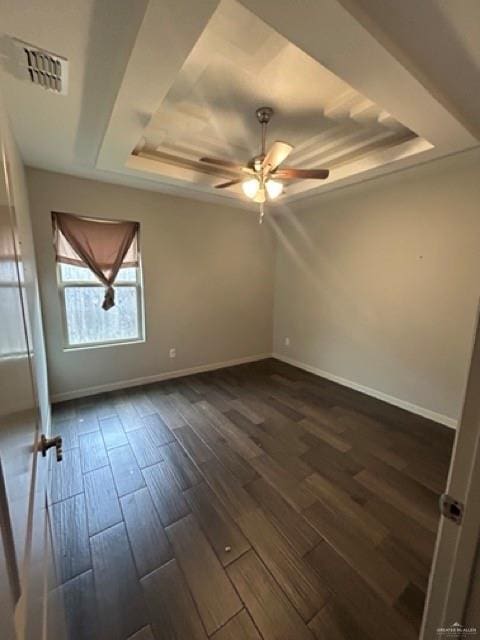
437,622,477,638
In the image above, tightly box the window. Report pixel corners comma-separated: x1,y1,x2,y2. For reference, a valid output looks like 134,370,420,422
58,263,144,348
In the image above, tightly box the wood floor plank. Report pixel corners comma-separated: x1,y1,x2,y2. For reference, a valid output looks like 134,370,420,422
148,393,187,430
306,542,417,640
121,488,172,577
246,477,320,557
252,430,314,481
91,523,148,640
49,447,83,504
84,465,122,535
160,441,202,490
171,393,257,485
355,469,439,532
52,400,76,421
379,535,431,592
227,550,315,640
141,559,207,640
108,443,145,497
114,398,144,432
225,408,265,441
195,400,262,460
261,393,306,422
298,402,343,433
305,473,388,546
174,424,214,465
184,482,251,566
143,461,189,525
127,427,164,469
249,453,317,512
166,513,242,634
79,431,108,473
127,626,155,640
228,399,264,425
345,438,408,471
394,582,426,631
57,418,78,451
299,418,351,452
302,444,371,505
126,387,158,417
76,405,100,435
203,388,233,413
50,494,90,583
99,415,128,449
93,393,117,419
363,497,436,564
308,598,373,640
210,610,262,640
142,412,175,446
403,461,447,494
60,570,99,640
236,507,329,620
304,501,407,605
200,458,258,520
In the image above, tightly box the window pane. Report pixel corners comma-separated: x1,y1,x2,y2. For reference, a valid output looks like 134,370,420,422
64,286,140,345
117,267,136,281
60,264,98,282
60,265,137,282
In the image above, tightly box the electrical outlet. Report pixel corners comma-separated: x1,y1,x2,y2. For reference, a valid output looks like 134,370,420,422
169,348,176,359
284,337,290,347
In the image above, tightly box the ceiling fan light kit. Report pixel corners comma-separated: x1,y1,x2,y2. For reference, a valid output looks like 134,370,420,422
265,178,283,199
242,177,260,199
200,106,330,222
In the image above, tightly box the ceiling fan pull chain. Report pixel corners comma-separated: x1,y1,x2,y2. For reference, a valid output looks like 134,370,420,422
259,202,265,224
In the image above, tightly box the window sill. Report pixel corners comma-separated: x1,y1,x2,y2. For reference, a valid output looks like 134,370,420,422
63,338,145,353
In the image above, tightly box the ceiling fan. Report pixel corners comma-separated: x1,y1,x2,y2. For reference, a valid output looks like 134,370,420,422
199,107,329,222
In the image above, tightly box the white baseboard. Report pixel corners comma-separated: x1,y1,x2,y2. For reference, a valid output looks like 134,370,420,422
50,353,270,403
272,352,458,430
51,350,458,430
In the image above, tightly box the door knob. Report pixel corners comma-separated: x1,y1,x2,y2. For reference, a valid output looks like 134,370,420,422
39,434,63,462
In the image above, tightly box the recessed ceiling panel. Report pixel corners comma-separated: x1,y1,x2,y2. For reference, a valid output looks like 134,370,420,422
129,0,429,203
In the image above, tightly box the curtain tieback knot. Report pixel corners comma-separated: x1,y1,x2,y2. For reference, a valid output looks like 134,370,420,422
102,286,115,311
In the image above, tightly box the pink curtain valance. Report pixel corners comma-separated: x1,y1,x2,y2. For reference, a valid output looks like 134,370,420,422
52,211,139,310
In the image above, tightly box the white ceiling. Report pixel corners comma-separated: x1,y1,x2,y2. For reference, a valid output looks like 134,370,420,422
0,0,478,209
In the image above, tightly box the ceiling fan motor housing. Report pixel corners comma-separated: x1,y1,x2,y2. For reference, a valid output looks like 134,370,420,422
256,106,274,124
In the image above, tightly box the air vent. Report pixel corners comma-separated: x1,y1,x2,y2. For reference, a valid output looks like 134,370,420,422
12,38,68,95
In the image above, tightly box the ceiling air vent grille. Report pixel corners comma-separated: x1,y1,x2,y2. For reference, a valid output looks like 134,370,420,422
13,38,68,95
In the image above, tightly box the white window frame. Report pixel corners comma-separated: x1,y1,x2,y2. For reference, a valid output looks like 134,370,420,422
57,256,145,351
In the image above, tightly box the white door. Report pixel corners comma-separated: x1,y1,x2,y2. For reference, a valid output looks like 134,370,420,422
0,111,67,640
421,306,480,638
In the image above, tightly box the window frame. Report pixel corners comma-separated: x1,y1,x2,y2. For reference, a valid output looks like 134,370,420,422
57,255,146,351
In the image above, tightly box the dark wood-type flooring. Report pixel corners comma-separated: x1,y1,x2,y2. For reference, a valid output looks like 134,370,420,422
49,359,454,640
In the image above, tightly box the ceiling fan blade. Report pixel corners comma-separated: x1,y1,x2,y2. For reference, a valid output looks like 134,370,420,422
214,179,242,189
200,156,244,171
262,141,293,172
275,168,330,180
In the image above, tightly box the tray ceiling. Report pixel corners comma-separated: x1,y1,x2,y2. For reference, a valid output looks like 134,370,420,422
129,0,426,203
1,0,477,209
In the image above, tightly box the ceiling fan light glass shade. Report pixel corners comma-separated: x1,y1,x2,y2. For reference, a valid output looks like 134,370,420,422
242,177,260,199
265,178,283,200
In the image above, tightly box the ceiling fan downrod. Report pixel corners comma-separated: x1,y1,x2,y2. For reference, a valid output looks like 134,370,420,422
256,106,273,157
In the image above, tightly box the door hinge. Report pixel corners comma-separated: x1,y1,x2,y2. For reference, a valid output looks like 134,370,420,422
440,493,464,525
39,434,63,462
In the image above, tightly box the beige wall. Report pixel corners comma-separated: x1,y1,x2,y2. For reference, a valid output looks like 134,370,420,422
27,169,274,399
272,147,480,425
